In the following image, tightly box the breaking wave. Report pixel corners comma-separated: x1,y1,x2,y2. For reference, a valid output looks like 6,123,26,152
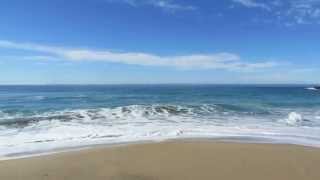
0,103,280,127
286,112,303,126
0,104,320,157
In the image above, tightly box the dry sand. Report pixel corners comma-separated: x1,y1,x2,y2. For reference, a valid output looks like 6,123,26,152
0,141,320,180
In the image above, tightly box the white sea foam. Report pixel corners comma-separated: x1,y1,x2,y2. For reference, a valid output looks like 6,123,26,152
0,105,320,158
306,87,318,91
286,112,303,126
33,96,45,100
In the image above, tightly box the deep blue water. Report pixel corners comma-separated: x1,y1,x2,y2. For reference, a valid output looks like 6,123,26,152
0,85,320,156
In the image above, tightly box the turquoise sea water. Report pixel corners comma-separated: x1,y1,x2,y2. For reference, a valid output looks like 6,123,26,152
0,85,320,156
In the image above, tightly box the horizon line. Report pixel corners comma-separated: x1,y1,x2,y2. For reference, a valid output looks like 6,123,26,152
0,83,317,86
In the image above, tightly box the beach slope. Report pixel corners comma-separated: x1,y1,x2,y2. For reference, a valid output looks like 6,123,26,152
0,141,320,180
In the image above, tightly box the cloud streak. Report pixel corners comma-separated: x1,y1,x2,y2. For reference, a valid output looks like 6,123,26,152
232,0,270,10
106,0,196,11
232,0,320,24
0,40,276,71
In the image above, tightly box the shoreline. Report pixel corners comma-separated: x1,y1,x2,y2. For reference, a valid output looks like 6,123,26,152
1,136,320,161
1,139,320,180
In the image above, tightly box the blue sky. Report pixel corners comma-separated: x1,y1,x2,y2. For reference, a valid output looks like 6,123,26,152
0,0,319,84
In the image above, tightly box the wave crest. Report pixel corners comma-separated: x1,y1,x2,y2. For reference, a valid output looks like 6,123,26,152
286,112,303,126
0,105,210,126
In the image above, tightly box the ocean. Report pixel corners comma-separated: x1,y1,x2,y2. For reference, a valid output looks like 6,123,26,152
0,85,319,157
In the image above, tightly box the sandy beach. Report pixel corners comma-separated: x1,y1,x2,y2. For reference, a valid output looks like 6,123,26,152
0,141,320,180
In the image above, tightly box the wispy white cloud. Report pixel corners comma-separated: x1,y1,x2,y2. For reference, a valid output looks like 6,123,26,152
232,0,320,24
232,0,270,10
106,0,196,11
286,0,320,24
0,40,276,71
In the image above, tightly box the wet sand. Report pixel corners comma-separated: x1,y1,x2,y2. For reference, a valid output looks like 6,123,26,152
0,141,320,180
